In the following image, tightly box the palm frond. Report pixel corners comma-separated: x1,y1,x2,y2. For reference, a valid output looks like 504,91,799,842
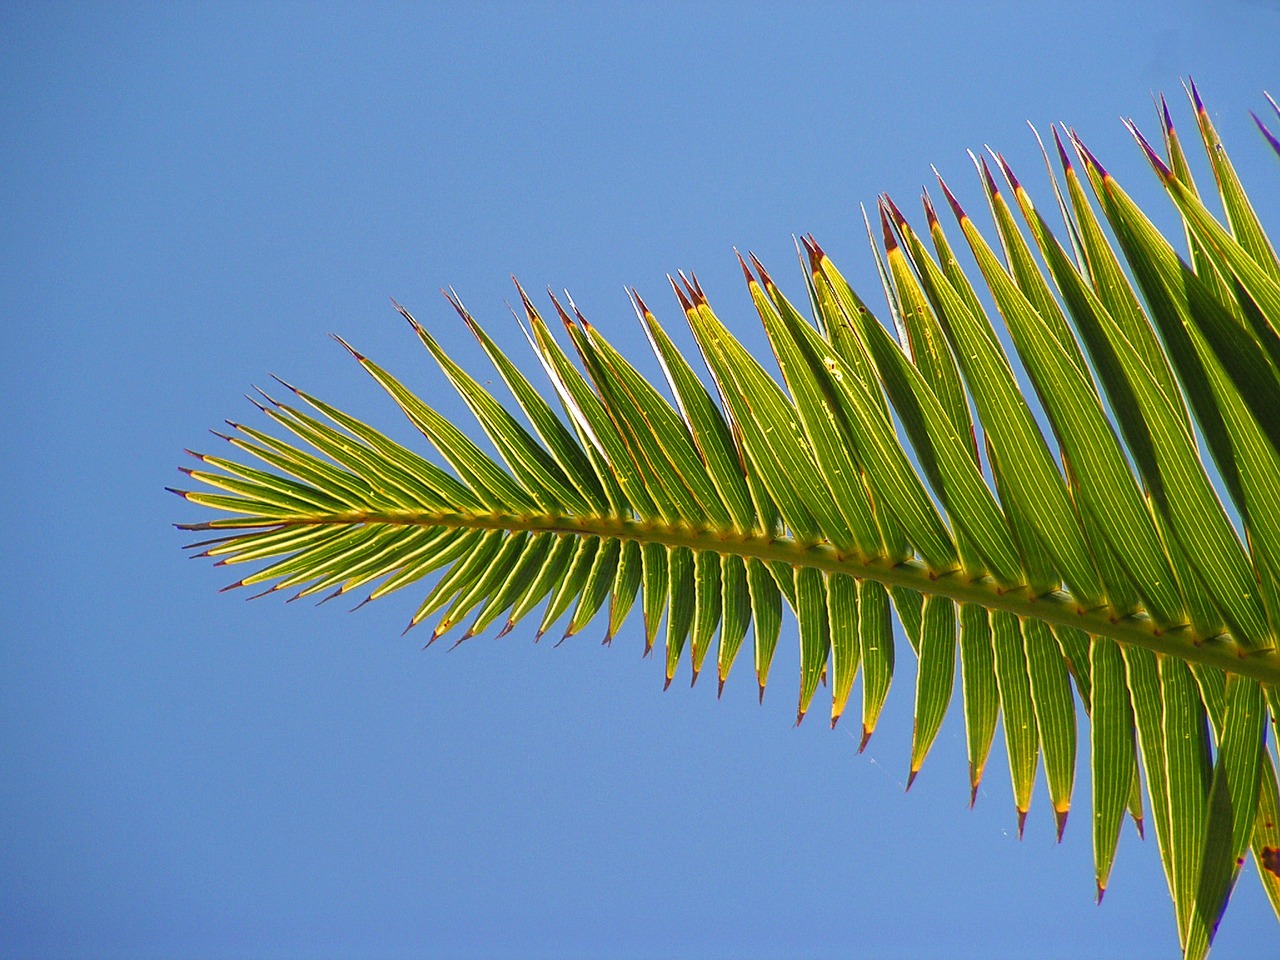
176,89,1280,957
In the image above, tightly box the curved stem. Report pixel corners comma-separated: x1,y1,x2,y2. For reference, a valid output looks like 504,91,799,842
215,508,1280,686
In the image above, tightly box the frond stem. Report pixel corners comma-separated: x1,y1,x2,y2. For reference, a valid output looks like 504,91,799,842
209,508,1280,686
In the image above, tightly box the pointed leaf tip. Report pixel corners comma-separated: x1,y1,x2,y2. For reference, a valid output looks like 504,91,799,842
993,151,1022,192
1188,76,1205,114
1054,808,1068,843
330,334,364,362
734,249,754,284
906,769,918,792
1252,112,1280,156
935,172,966,221
1051,124,1074,171
546,290,576,331
1096,881,1106,905
969,783,979,809
663,676,673,692
668,275,693,312
1124,120,1173,179
859,727,872,753
747,252,774,289
629,287,653,319
977,153,999,196
1069,131,1109,179
877,201,899,251
391,298,422,329
268,373,299,394
882,193,910,230
922,188,940,227
1016,808,1028,839
1160,92,1175,134
717,677,725,699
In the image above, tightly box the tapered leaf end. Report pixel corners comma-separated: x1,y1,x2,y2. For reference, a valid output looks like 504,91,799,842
1124,119,1174,181
1054,807,1068,843
922,189,939,229
668,274,693,313
859,726,872,753
330,333,365,363
1252,111,1280,159
1187,75,1207,116
1016,808,1028,840
877,201,899,252
1069,131,1109,180
934,171,967,224
1096,881,1106,905
906,769,918,793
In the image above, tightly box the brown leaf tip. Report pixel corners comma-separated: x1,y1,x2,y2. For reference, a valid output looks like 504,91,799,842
668,275,693,312
806,234,828,260
1188,76,1206,115
905,769,918,793
629,288,653,321
1252,112,1280,156
1054,808,1069,843
1095,881,1106,905
934,171,966,222
858,726,872,753
922,190,939,228
1124,119,1172,180
747,253,774,291
994,152,1022,193
1160,93,1175,135
1051,125,1074,173
1070,131,1109,180
330,334,365,362
877,201,899,252
1016,808,1028,840
977,154,999,197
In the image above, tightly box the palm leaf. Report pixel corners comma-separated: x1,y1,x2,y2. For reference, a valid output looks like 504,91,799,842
176,91,1280,957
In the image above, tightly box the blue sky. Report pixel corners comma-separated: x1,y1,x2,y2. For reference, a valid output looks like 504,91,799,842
3,2,1279,958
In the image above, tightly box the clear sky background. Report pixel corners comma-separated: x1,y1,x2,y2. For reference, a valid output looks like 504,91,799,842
3,2,1279,958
